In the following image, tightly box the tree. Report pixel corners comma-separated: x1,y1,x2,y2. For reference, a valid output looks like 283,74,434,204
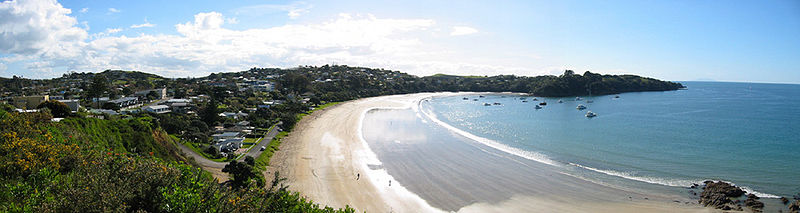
101,102,120,111
222,161,259,189
244,156,255,166
146,91,159,100
36,100,71,118
199,100,219,126
88,75,108,100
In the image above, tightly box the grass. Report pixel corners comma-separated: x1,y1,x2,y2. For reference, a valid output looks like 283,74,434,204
254,131,287,170
170,134,230,163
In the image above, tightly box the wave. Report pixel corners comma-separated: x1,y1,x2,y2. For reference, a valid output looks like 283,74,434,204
416,98,559,167
568,163,781,198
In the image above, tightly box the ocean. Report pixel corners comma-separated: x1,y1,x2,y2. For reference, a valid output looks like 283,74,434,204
362,81,799,210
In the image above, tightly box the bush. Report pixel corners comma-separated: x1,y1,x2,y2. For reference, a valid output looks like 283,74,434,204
36,100,71,118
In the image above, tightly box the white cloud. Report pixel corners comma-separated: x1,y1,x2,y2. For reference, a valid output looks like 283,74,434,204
79,7,88,13
226,17,239,24
108,8,120,13
0,1,539,78
105,28,122,34
234,2,312,19
130,18,155,28
450,26,478,36
0,0,87,56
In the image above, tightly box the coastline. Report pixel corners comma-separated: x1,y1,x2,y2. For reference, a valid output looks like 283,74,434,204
265,92,714,213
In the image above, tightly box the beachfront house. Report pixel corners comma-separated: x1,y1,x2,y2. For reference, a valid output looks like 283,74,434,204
143,105,171,114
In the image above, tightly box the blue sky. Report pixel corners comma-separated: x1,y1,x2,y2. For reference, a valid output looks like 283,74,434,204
1,0,798,83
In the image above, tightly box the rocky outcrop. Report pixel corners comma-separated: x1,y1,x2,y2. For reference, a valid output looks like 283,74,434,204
697,181,746,210
744,194,764,212
789,200,800,213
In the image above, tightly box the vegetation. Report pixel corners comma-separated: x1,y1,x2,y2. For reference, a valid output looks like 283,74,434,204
0,108,353,212
36,100,72,118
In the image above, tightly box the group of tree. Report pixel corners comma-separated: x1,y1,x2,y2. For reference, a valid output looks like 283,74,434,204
0,105,354,212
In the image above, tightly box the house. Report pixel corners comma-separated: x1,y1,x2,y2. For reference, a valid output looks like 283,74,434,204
108,97,139,108
134,88,167,100
213,137,244,152
56,99,80,112
219,111,248,119
212,132,241,141
11,95,49,109
143,105,171,114
164,99,192,113
89,109,119,115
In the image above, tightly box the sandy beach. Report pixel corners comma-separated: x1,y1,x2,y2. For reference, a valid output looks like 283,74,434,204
266,93,716,213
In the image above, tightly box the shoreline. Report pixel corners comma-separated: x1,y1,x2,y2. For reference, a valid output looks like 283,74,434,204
266,92,714,212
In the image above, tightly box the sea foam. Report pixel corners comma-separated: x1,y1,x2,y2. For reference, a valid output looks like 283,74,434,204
417,97,560,167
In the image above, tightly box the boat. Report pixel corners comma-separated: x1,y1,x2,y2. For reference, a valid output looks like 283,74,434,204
558,99,563,103
614,95,620,98
585,111,597,117
473,99,478,101
463,97,469,100
483,103,491,106
586,100,594,103
575,97,582,101
493,102,501,105
576,104,586,110
479,95,485,98
520,97,527,100
522,100,529,102
539,102,547,105
533,98,538,101
535,105,542,109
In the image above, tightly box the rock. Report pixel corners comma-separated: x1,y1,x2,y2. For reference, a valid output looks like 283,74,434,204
790,200,800,213
744,194,764,212
697,181,747,210
782,197,790,205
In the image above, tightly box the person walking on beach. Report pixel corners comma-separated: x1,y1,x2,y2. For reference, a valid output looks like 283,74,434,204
389,180,391,186
357,173,360,180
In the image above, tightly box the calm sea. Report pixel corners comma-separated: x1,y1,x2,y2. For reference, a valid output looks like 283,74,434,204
422,81,800,198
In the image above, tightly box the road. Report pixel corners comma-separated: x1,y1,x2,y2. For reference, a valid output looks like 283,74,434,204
176,124,281,169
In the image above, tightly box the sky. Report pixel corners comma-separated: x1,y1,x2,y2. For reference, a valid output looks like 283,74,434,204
0,0,798,83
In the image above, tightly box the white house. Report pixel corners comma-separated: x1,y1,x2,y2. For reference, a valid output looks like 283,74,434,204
143,105,171,114
214,138,244,152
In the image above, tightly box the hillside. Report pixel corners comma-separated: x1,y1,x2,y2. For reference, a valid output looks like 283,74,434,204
0,107,353,212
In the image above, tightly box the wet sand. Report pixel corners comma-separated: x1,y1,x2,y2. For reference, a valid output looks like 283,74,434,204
266,93,715,212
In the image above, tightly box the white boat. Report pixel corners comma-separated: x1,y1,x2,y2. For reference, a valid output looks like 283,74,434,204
484,103,491,106
576,97,582,101
558,99,563,103
493,102,501,105
576,104,586,110
585,111,597,117
535,105,542,109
